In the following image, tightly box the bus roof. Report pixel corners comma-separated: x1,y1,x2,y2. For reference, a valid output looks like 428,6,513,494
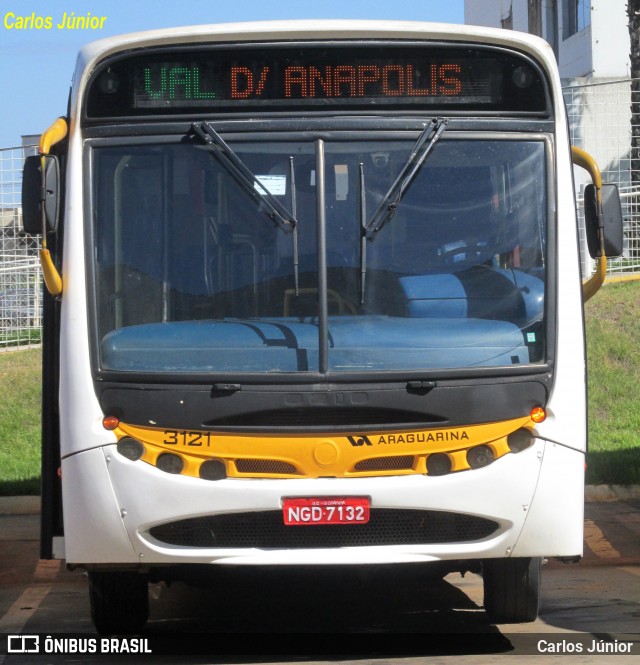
75,19,557,79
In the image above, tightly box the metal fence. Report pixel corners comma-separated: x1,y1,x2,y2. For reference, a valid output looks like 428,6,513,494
2,82,640,348
564,77,640,280
0,144,40,349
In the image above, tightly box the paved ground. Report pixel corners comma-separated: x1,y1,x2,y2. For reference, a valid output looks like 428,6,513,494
0,501,638,663
555,500,640,566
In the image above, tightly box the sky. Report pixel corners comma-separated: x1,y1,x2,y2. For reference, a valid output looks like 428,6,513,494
0,0,465,148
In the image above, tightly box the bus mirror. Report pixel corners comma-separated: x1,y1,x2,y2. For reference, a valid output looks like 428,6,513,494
22,154,60,235
584,183,623,259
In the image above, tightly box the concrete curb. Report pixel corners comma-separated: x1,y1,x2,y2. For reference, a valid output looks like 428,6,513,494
584,484,640,502
0,486,638,515
0,495,40,515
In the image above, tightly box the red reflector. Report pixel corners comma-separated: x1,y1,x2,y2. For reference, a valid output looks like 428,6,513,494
283,497,370,526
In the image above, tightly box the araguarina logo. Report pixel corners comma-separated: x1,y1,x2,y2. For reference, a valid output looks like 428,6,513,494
347,435,373,447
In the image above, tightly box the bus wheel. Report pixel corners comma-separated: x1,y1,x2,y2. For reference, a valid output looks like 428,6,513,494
88,571,149,634
482,557,541,623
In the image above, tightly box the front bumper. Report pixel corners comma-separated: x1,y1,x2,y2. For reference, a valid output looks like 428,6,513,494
60,437,584,566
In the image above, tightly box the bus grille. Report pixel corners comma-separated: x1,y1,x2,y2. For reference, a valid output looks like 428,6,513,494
353,456,415,471
234,459,300,475
147,509,499,549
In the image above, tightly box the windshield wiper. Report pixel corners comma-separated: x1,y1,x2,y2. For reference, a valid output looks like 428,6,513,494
363,117,448,239
191,122,296,230
191,121,299,291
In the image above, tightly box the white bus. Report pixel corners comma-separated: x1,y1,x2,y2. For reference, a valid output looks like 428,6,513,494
23,20,622,634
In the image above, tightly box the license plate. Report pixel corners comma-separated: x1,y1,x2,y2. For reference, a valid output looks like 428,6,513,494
283,497,370,526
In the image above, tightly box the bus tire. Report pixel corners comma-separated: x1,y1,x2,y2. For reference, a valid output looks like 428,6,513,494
88,571,149,634
482,556,541,623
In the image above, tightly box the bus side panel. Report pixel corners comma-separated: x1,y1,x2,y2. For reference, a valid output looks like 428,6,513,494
511,441,584,557
61,447,139,564
40,286,62,559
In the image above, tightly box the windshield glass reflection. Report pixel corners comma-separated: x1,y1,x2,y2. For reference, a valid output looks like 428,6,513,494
92,138,547,374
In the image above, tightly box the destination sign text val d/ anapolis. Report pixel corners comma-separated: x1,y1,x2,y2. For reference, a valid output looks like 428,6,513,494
86,44,546,116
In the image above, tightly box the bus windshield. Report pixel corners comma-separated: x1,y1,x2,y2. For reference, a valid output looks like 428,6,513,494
92,135,547,375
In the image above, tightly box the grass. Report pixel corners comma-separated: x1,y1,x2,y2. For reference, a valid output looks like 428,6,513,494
0,281,638,494
0,348,41,495
584,281,640,485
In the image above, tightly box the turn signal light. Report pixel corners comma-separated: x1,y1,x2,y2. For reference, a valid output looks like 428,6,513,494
103,415,119,430
530,406,546,423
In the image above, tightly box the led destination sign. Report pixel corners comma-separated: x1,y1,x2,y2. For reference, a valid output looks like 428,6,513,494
137,61,466,105
86,45,547,117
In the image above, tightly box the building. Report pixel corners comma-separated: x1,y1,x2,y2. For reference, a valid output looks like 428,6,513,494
464,0,630,78
465,0,639,276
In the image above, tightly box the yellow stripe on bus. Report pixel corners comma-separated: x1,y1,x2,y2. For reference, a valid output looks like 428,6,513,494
113,417,534,480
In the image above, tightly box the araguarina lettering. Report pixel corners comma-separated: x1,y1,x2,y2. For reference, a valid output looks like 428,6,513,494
376,431,470,445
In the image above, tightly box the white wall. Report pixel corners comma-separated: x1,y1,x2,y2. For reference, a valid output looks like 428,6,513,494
591,0,630,77
558,26,593,77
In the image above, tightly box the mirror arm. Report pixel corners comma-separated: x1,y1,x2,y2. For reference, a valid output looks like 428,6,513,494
582,250,607,303
39,117,68,156
38,118,68,296
572,146,606,302
39,248,62,297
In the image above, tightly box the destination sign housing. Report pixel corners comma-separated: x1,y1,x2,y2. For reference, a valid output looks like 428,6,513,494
86,43,547,117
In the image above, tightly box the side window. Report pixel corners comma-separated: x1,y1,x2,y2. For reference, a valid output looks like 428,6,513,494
563,0,591,40
94,150,165,331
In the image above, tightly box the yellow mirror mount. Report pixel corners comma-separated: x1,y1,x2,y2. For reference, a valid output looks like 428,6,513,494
571,146,606,302
38,118,68,296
